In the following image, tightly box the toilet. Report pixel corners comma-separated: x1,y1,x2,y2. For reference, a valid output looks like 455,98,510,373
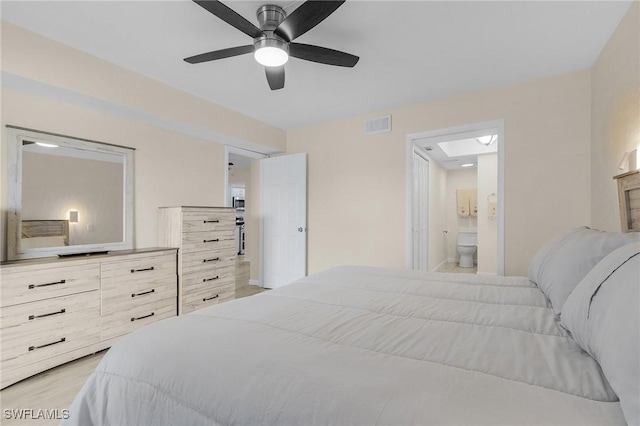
456,231,477,268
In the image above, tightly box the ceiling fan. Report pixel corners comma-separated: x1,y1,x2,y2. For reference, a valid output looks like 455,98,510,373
184,0,359,90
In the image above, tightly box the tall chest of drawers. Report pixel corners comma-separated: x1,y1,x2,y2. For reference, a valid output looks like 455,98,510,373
0,248,177,389
158,206,236,314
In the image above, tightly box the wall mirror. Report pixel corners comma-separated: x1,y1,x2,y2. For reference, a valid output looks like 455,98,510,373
6,126,134,260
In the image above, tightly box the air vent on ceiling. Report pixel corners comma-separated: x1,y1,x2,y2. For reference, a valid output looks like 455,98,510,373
364,115,392,135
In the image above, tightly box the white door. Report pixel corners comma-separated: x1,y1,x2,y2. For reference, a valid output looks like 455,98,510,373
413,150,429,271
260,153,307,288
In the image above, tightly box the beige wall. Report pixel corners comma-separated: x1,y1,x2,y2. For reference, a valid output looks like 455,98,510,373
288,70,592,276
477,154,498,274
229,166,250,188
590,1,640,231
444,168,477,264
1,22,286,261
5,6,635,276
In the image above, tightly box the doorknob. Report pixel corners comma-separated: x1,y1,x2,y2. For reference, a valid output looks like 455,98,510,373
298,227,304,232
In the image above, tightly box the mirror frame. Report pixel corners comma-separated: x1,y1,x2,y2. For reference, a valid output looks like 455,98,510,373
6,126,135,260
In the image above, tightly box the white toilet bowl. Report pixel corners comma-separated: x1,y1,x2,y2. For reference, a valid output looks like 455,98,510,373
457,231,477,268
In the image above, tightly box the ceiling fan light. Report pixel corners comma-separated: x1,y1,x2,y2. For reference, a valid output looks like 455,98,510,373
254,46,288,67
476,135,497,146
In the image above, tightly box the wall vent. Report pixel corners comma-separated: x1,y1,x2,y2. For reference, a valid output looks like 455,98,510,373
364,115,392,135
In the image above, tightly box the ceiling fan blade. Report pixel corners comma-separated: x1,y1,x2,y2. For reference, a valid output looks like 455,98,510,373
265,66,285,90
274,0,345,42
289,43,359,67
184,45,253,64
193,0,264,39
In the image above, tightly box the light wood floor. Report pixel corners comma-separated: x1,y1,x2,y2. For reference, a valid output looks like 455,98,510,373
0,351,105,426
235,255,268,298
435,261,477,274
0,257,266,425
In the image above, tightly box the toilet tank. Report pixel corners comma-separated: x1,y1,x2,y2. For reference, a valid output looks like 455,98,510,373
457,231,477,246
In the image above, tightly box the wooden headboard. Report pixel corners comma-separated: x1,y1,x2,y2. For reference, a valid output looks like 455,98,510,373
614,170,640,232
21,220,70,245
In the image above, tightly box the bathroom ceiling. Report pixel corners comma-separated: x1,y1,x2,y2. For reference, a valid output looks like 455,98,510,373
415,132,498,170
0,1,632,130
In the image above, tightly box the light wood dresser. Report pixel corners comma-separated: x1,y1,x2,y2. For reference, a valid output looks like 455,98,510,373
614,170,640,232
0,248,177,389
158,206,236,314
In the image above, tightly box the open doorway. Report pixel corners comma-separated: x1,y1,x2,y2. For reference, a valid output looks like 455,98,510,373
224,146,268,294
406,119,505,275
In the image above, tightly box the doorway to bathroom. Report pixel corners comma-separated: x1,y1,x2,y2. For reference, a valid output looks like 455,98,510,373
405,119,505,275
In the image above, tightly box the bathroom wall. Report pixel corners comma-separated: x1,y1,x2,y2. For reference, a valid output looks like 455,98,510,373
477,153,498,274
445,168,478,265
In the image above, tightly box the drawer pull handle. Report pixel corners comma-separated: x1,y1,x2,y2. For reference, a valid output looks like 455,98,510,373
131,267,155,273
28,279,65,289
131,289,155,298
29,337,66,351
203,275,220,282
203,220,220,223
203,238,220,243
203,294,219,302
29,309,66,320
203,257,220,263
131,312,155,322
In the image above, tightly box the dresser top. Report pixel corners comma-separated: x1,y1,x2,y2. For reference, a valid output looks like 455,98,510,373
158,206,235,210
1,247,177,267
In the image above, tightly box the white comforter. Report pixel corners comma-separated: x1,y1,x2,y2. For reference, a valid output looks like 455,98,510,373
64,266,626,425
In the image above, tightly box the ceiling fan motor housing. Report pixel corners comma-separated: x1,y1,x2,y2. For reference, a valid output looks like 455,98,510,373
254,5,288,53
257,5,286,31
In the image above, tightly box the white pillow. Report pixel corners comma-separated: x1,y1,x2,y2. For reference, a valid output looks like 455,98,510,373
528,227,639,314
561,242,640,426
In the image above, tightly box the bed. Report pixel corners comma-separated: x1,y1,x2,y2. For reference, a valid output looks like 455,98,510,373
64,228,639,425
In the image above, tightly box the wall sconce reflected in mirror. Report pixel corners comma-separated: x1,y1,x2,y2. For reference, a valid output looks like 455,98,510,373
69,210,79,224
618,149,639,172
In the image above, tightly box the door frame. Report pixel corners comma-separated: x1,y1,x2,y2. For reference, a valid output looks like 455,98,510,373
405,118,506,275
224,146,269,207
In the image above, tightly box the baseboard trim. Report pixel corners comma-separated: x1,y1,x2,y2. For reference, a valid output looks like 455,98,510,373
249,279,262,287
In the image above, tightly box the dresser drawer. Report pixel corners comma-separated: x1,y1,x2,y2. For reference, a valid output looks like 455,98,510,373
181,251,236,274
2,324,99,372
101,252,176,280
0,264,100,307
181,262,235,288
180,231,235,253
1,291,99,362
100,298,176,341
102,276,177,316
182,211,235,234
181,285,235,314
182,278,236,296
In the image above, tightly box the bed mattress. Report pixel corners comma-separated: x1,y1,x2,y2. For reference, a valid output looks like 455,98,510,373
64,266,626,425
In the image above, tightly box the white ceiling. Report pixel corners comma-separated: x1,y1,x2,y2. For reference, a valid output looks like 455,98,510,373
1,1,632,130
